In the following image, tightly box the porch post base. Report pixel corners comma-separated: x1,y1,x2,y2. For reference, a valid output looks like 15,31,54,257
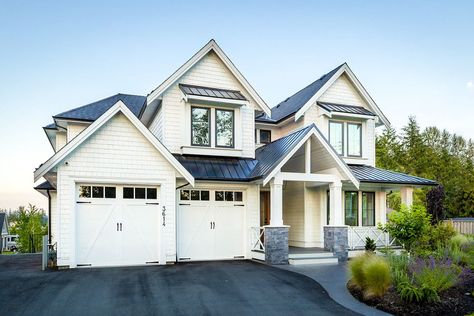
324,226,349,262
264,226,289,265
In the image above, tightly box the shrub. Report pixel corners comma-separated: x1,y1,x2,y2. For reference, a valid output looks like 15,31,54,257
398,281,424,302
365,237,376,252
380,204,431,252
412,222,456,256
362,256,392,297
348,254,369,289
349,254,392,298
409,256,460,300
426,185,446,224
387,252,410,287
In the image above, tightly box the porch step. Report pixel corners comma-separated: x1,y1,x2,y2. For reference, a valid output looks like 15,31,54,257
289,256,339,265
289,252,334,259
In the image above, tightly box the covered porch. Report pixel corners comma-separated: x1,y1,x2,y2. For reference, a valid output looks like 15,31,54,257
250,126,419,264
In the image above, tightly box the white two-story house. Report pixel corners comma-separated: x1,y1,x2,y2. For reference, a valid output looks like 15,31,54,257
34,40,435,268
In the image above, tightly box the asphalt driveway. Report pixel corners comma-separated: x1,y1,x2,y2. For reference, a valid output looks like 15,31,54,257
0,255,359,316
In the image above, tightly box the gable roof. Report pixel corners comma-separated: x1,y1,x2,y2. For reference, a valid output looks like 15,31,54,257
349,165,437,186
269,64,344,122
318,102,375,116
54,94,146,122
34,100,195,186
145,40,271,116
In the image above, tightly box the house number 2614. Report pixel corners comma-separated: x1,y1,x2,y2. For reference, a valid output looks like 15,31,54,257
162,206,166,227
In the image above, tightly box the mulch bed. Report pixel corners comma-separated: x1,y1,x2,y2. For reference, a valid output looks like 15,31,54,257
347,277,474,316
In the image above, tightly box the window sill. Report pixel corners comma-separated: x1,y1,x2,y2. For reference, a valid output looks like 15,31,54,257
181,146,243,157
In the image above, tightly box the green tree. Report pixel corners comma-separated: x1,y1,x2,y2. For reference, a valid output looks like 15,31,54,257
380,204,431,252
10,204,47,253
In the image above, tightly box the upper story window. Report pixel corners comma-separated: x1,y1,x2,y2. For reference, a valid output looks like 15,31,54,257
329,121,344,155
216,109,234,147
329,120,362,157
191,107,210,146
259,130,271,144
347,123,362,157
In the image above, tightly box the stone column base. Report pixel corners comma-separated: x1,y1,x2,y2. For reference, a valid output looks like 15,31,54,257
264,226,289,265
324,226,348,261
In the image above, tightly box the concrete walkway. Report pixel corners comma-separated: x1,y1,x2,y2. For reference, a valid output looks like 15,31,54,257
277,262,391,316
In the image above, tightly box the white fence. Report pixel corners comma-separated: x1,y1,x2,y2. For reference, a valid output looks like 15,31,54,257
348,226,396,250
444,218,474,235
251,227,265,252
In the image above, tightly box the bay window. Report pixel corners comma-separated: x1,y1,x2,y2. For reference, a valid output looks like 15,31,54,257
347,123,362,157
191,107,210,146
216,109,234,147
329,121,344,155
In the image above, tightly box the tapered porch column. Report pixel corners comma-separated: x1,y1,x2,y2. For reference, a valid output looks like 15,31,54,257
400,186,414,207
265,178,289,265
329,181,343,225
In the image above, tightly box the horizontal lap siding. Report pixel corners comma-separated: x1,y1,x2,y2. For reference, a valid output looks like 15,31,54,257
55,113,177,266
283,181,305,245
158,52,256,158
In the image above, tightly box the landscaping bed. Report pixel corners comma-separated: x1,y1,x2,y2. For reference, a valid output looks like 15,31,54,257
346,204,474,316
348,274,474,315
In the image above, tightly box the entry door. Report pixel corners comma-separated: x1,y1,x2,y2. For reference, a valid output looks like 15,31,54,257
260,191,270,226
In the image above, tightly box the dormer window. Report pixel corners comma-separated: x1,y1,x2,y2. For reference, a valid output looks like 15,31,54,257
347,123,362,157
259,130,271,144
216,109,234,147
329,120,362,157
191,107,210,146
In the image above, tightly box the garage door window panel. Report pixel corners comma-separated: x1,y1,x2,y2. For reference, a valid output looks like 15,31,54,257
105,187,116,199
200,190,210,201
180,190,190,200
79,186,91,198
92,186,104,198
135,188,146,199
147,188,157,199
123,187,134,199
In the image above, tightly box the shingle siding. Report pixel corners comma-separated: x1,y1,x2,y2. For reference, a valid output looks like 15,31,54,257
55,113,178,267
150,51,257,158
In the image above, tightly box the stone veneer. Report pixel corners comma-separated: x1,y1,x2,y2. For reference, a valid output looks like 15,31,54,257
264,226,289,265
323,226,349,261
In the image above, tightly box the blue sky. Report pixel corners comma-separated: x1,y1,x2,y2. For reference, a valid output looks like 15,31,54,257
0,1,473,209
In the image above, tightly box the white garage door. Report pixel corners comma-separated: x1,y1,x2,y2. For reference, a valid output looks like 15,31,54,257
76,184,161,267
178,189,245,261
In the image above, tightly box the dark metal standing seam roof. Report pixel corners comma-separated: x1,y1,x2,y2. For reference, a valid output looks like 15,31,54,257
268,64,345,122
34,180,56,191
250,125,313,179
173,155,258,181
349,165,437,186
179,84,247,101
317,102,376,116
173,125,314,181
53,93,146,122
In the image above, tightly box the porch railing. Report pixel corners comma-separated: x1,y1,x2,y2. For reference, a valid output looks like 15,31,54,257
251,226,265,252
348,226,396,250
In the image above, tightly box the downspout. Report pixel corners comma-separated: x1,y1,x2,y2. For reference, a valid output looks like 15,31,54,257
46,189,51,244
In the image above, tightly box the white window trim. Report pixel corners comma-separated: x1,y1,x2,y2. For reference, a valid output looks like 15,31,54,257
328,119,366,159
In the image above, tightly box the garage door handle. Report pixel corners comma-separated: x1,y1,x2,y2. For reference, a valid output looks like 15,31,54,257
179,203,190,206
77,201,91,204
146,202,160,205
234,204,245,207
